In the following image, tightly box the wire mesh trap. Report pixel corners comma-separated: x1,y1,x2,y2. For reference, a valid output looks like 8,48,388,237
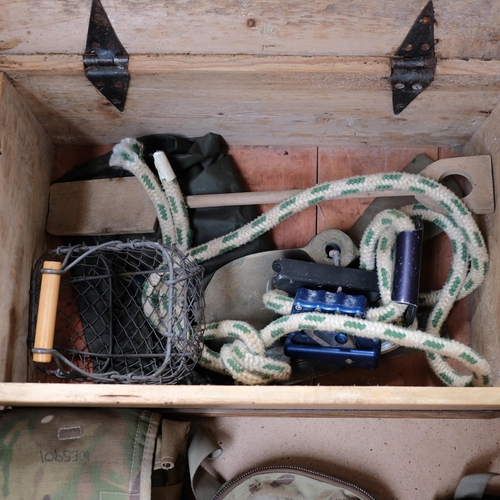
29,240,204,384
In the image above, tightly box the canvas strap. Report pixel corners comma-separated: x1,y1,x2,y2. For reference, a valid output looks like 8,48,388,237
188,424,224,500
454,473,500,499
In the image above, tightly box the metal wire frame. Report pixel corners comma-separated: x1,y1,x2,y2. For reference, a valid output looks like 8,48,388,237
29,240,204,384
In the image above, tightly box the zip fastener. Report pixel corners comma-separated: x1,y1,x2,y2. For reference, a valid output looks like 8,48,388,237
212,465,375,500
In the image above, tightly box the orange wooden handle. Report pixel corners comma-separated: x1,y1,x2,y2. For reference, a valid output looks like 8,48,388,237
33,261,62,363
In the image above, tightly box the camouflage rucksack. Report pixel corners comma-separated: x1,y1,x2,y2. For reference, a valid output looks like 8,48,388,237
0,407,376,500
203,467,375,500
0,407,193,500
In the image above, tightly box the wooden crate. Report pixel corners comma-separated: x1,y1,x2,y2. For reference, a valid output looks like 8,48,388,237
1,0,500,415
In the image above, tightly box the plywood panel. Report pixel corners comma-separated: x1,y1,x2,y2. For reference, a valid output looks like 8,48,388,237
1,55,500,147
317,147,439,232
229,146,317,249
0,73,54,382
46,144,483,389
53,144,113,181
1,1,500,60
314,351,441,387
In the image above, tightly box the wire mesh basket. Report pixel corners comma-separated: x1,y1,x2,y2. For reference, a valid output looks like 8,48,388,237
29,240,204,384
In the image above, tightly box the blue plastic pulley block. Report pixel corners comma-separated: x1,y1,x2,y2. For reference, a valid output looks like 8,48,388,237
284,287,381,369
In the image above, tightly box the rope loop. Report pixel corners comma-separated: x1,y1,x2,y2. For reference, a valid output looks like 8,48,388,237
202,321,291,384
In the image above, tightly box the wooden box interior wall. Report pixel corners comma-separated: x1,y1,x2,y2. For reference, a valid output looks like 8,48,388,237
1,0,500,409
1,67,499,410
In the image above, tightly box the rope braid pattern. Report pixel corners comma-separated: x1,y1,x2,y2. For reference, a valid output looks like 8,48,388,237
109,139,491,387
164,177,191,252
110,139,190,344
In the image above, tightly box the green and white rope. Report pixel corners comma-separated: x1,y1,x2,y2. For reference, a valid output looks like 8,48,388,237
200,299,491,387
110,140,188,345
187,173,488,273
109,138,491,387
153,151,191,252
109,138,177,247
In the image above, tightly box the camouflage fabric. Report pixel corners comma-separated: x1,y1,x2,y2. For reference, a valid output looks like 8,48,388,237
215,469,374,500
0,407,161,500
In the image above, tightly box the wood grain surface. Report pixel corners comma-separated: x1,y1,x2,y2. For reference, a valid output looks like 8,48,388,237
2,383,500,411
2,1,500,60
0,74,54,382
1,56,500,147
464,104,500,386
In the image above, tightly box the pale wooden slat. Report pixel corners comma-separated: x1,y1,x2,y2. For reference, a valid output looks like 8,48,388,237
1,1,500,60
1,56,500,147
2,383,500,411
163,408,500,419
0,74,54,382
48,178,158,236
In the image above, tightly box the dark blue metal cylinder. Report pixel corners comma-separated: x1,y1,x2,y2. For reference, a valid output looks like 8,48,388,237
391,220,424,325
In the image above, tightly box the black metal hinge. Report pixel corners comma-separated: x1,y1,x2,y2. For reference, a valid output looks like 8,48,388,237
84,0,130,112
391,1,436,115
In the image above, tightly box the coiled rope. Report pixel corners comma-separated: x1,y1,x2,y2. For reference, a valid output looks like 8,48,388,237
109,138,491,387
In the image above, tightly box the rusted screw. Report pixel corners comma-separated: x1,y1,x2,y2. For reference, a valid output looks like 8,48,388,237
421,43,431,51
247,18,256,27
421,16,431,24
404,44,413,52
